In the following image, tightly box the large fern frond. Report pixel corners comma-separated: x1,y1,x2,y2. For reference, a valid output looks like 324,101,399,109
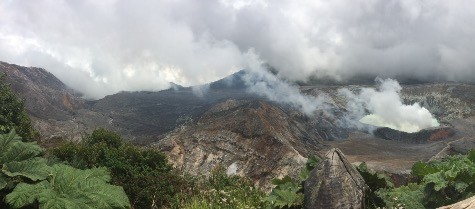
6,164,130,209
4,180,46,208
0,141,43,164
2,157,50,181
0,129,22,154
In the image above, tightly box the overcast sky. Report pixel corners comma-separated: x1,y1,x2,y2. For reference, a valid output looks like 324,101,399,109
1,0,475,98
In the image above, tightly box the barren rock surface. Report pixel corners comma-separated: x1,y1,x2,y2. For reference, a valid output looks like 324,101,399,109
157,100,327,190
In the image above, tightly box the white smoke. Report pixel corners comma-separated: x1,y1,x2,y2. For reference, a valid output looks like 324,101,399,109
191,84,210,98
241,50,330,115
339,78,439,133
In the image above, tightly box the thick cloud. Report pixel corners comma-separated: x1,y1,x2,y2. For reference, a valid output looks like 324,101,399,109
1,0,475,98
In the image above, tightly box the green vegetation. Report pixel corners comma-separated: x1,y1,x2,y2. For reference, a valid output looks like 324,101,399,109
263,176,303,209
376,183,425,209
0,130,130,209
356,162,394,208
353,150,475,209
0,74,36,139
6,164,129,209
0,130,49,209
172,168,267,209
51,128,180,209
376,150,475,208
262,155,320,209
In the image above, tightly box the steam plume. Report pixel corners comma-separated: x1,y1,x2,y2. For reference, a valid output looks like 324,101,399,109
339,78,439,133
242,51,330,115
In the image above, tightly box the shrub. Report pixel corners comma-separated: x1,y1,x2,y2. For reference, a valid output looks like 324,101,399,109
51,128,180,209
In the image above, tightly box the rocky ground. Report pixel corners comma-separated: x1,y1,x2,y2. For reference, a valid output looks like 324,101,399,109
156,99,327,190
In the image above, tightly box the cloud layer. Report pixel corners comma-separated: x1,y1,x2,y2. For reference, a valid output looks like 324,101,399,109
1,0,475,98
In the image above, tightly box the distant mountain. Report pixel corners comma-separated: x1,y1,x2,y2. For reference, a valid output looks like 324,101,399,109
0,61,84,120
208,70,248,90
0,61,106,142
90,70,262,143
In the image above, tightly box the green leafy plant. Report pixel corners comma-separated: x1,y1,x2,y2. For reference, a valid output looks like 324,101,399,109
356,162,394,208
298,155,319,181
377,150,475,208
0,130,49,209
263,155,320,209
413,151,475,207
6,164,130,209
376,183,425,209
263,176,303,209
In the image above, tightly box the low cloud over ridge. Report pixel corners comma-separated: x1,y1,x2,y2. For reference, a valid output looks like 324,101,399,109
1,0,475,98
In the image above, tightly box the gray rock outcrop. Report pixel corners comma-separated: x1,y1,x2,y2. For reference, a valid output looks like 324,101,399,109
304,148,367,209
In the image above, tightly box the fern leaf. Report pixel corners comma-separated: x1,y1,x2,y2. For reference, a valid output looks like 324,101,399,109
5,181,47,208
0,130,22,154
6,164,130,209
2,157,50,181
39,192,93,209
76,166,111,182
1,141,43,164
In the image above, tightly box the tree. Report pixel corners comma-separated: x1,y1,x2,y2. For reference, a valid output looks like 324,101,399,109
0,74,36,139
